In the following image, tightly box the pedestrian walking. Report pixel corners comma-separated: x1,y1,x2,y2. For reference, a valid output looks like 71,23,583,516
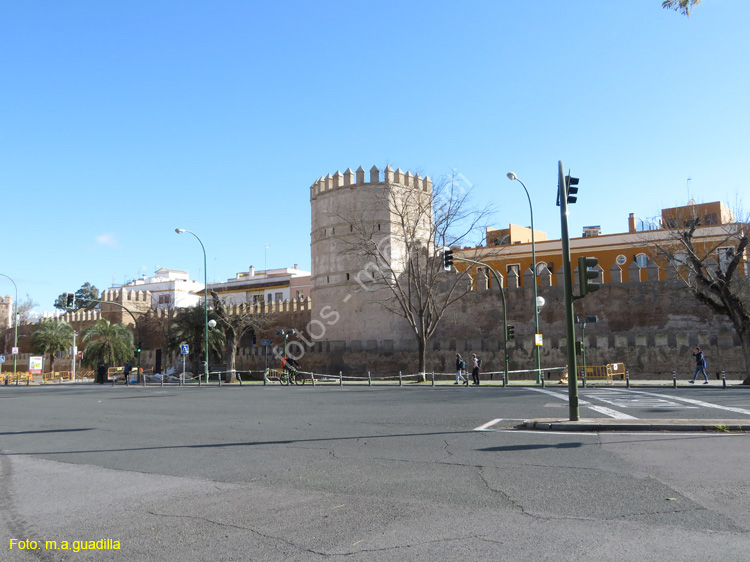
96,362,106,384
471,353,481,385
123,361,132,384
455,354,467,385
690,347,709,384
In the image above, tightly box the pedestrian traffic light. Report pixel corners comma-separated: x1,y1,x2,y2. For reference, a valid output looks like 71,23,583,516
443,248,454,271
577,256,600,297
506,325,515,340
565,175,579,204
65,293,75,308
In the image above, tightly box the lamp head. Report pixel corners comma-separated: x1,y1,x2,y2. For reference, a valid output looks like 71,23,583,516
506,172,517,181
175,228,186,234
208,319,217,329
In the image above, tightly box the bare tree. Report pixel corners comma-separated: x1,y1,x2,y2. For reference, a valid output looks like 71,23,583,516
211,291,276,383
16,294,38,323
342,171,491,373
648,214,750,383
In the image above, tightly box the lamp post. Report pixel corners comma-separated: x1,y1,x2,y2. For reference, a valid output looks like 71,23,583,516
0,274,18,381
176,228,209,384
506,172,542,384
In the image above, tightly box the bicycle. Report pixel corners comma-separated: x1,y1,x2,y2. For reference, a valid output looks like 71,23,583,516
280,367,306,386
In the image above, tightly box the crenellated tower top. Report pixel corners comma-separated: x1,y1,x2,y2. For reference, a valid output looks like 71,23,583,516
310,165,432,200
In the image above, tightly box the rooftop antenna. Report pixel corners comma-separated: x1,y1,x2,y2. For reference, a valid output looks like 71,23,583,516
687,176,692,203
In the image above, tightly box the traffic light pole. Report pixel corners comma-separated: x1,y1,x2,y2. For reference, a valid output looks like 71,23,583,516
451,256,510,384
558,160,580,421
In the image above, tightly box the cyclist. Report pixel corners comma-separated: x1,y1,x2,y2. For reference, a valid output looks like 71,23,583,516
280,356,301,385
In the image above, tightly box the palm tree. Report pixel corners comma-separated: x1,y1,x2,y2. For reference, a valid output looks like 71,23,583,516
30,320,74,373
167,305,225,375
81,319,134,369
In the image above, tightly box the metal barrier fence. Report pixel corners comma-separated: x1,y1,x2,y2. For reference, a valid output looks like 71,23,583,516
13,365,738,389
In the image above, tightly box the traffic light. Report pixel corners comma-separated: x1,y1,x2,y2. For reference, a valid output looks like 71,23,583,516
577,257,600,297
65,293,75,308
443,248,454,271
506,324,515,340
565,175,579,204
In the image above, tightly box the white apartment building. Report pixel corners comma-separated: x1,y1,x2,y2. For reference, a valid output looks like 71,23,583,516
114,268,203,309
207,265,311,306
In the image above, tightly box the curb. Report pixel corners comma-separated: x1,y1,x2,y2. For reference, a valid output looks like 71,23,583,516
520,419,750,432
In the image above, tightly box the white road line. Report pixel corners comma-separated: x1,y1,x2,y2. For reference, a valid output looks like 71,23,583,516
527,388,637,420
587,405,638,420
474,418,503,431
626,390,750,416
581,390,696,409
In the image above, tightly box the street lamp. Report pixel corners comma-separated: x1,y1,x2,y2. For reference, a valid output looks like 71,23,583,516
507,172,542,384
176,228,209,384
0,274,18,383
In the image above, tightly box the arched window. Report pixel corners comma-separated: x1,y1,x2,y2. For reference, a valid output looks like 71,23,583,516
635,253,649,268
535,262,549,275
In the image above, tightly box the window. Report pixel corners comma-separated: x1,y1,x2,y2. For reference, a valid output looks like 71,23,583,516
635,253,649,268
275,292,283,302
535,262,548,275
616,254,627,266
296,290,304,299
158,294,171,304
507,264,520,277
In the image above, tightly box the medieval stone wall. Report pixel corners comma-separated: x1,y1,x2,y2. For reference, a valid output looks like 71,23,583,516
248,280,744,380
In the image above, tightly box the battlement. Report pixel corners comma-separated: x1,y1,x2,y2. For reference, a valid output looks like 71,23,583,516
310,165,432,200
99,289,153,303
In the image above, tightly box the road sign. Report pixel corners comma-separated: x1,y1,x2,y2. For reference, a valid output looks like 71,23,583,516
535,334,543,347
260,338,272,346
0,356,5,363
180,344,189,355
11,347,18,355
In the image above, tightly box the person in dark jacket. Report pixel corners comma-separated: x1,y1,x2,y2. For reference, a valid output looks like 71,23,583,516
96,362,106,384
455,354,467,385
690,347,709,384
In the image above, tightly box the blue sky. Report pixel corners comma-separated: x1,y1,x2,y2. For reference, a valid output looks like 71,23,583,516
2,1,748,314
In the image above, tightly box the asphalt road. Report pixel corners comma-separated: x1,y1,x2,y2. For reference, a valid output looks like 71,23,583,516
2,384,749,561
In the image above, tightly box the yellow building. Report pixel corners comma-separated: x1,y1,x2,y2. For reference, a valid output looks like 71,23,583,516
457,201,745,287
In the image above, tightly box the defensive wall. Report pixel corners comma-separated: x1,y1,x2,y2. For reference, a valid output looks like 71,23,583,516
3,272,744,379
4,291,313,373
231,271,745,380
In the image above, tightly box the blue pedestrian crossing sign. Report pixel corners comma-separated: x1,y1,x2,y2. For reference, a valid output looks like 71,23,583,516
0,355,5,363
180,344,189,355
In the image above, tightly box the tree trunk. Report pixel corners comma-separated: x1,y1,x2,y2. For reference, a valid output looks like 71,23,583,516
224,332,238,383
417,337,427,375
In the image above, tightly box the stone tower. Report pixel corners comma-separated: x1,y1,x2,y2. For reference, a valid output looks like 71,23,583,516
309,165,433,346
